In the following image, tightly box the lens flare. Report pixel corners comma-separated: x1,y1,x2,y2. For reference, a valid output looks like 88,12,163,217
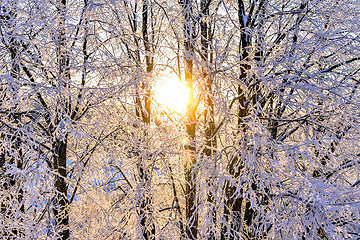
155,77,190,114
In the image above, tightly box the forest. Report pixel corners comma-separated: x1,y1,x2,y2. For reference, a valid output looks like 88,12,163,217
0,0,359,239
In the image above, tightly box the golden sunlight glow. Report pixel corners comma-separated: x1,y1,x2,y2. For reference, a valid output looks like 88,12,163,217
155,76,190,114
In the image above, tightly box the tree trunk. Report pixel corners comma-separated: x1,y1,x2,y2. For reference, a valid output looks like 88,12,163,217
53,138,69,240
200,1,217,239
0,5,25,237
182,0,198,239
136,1,155,239
53,0,70,239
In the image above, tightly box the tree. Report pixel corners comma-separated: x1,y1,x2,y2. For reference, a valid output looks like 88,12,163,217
176,0,360,239
0,0,132,238
210,0,360,239
180,0,199,239
0,0,359,239
0,2,25,237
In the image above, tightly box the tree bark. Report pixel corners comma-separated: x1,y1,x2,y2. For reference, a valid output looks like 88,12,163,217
136,1,156,239
182,0,198,239
200,1,217,239
53,138,69,240
53,0,70,238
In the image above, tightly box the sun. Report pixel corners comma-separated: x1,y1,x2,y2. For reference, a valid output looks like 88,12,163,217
155,76,190,114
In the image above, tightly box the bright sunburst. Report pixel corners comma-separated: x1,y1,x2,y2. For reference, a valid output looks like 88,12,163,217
155,76,190,114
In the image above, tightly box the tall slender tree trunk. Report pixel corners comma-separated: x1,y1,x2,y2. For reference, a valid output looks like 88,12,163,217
0,4,25,238
200,1,217,239
53,0,70,238
201,1,216,159
136,1,155,239
182,0,198,239
221,1,254,239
